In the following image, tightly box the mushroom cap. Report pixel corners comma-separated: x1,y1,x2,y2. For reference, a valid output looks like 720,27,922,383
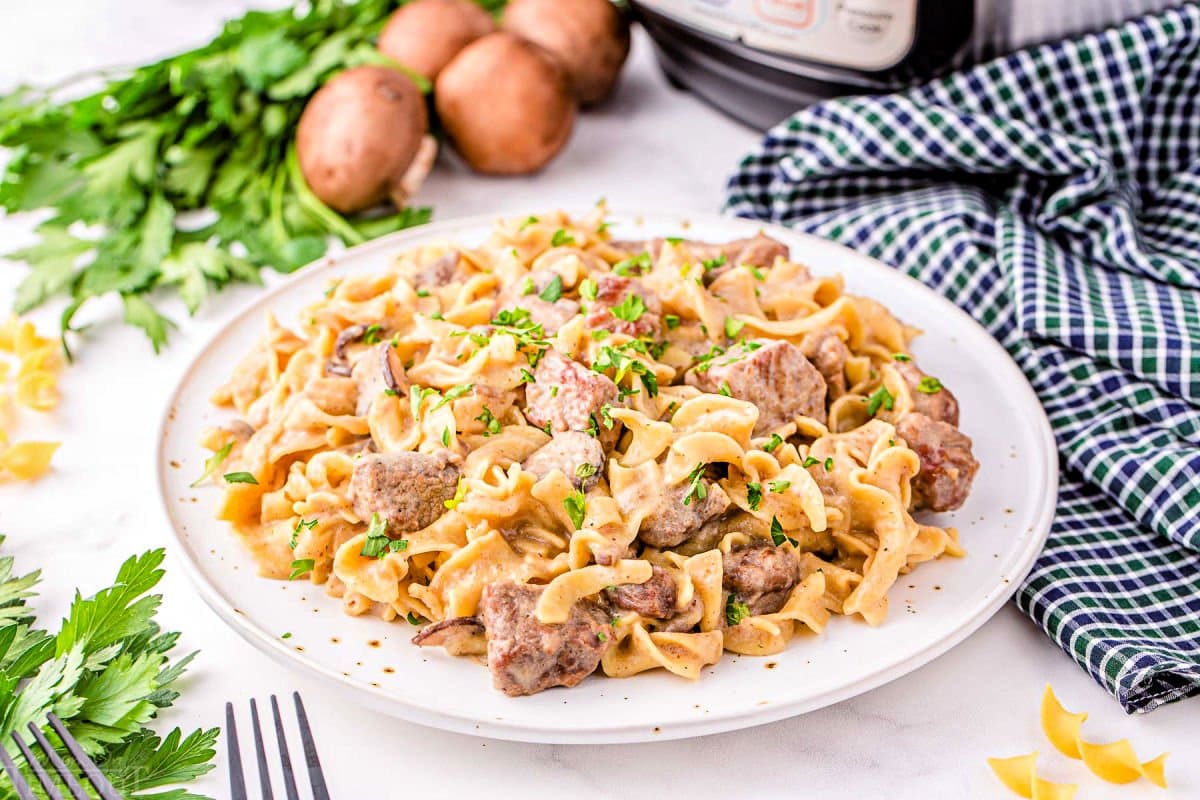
502,0,630,106
435,32,575,175
378,0,496,81
296,65,428,214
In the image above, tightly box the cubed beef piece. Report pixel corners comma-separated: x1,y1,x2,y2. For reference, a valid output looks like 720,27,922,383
631,479,731,549
480,582,610,696
604,565,677,619
585,275,663,338
495,270,581,335
522,431,606,491
524,349,618,433
800,329,849,400
349,451,460,532
723,543,799,616
895,361,960,426
896,412,979,512
686,340,827,433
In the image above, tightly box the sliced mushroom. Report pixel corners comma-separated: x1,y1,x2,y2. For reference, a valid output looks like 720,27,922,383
327,324,367,376
411,616,487,656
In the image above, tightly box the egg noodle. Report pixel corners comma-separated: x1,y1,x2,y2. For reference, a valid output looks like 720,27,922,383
201,207,972,692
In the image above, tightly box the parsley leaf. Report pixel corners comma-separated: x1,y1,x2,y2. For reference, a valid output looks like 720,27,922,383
723,316,745,339
563,490,587,530
551,228,575,247
521,276,535,296
289,559,315,580
538,274,564,302
289,517,318,549
579,278,598,301
768,480,790,493
769,516,798,547
746,482,763,511
917,376,943,394
763,434,784,453
223,471,258,485
866,385,895,416
576,462,598,480
613,251,651,276
444,477,468,510
609,294,646,322
701,254,728,272
190,441,233,487
892,353,912,362
432,382,474,410
682,463,708,506
519,215,539,231
476,406,502,436
664,314,681,329
359,513,391,559
725,595,751,626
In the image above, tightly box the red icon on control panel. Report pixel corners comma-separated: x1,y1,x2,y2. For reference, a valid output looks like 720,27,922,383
753,0,818,29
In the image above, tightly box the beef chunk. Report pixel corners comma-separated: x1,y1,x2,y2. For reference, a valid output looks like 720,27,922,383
605,565,677,619
495,270,580,335
896,412,979,512
801,329,849,400
635,480,731,549
349,451,460,532
686,340,827,433
524,349,618,433
895,361,960,426
584,274,663,338
723,543,799,616
480,582,609,696
522,431,606,491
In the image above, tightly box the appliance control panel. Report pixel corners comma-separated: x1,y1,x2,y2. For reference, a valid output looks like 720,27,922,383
638,0,920,70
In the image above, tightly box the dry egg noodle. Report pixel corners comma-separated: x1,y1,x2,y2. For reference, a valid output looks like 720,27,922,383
0,316,62,481
203,208,979,694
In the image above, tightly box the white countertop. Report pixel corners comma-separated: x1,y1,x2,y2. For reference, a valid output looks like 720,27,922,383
1,3,1194,798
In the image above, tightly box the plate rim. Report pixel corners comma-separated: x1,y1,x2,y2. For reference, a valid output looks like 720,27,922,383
155,209,1058,743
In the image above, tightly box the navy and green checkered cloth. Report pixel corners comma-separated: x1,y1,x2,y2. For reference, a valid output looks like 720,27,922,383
726,6,1200,712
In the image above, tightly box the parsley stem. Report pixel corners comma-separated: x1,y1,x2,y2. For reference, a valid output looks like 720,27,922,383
286,145,364,246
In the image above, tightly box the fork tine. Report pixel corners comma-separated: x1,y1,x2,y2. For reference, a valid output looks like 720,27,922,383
225,702,249,800
11,732,66,800
44,715,121,800
249,699,275,800
22,725,79,800
292,693,330,800
0,738,42,800
270,696,301,800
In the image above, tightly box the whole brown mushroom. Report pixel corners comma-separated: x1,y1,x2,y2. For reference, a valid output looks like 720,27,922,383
377,0,496,82
502,0,630,106
435,32,575,175
296,65,435,214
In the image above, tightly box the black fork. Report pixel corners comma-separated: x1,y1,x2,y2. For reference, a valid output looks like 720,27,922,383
226,693,330,800
0,713,122,800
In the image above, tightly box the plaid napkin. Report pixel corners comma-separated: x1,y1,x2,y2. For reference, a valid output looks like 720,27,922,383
726,6,1200,712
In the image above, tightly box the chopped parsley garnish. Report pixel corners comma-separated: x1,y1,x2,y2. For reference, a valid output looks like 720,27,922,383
406,612,422,625
719,381,732,397
701,254,727,272
362,324,382,345
892,353,912,362
410,385,439,420
763,434,784,453
613,251,652,276
444,478,468,509
538,274,564,302
521,276,536,296
725,595,751,627
550,385,559,397
691,344,727,373
866,385,895,416
600,403,616,429
724,317,745,339
519,368,535,384
429,311,444,321
191,441,233,487
664,314,681,329
469,331,489,347
223,471,258,485
802,456,821,468
476,406,502,436
917,376,943,394
563,490,587,530
519,215,539,231
384,388,399,397
360,513,391,559
542,421,554,436
747,265,766,281
579,278,598,302
416,288,430,298
682,463,708,506
288,559,315,580
289,517,318,549
824,457,834,472
768,480,790,493
433,382,474,410
441,427,452,446
576,462,598,480
770,516,799,547
592,345,658,397
609,294,646,322
281,632,292,639
746,482,763,511
665,236,683,245
551,228,575,247
597,631,608,643
591,329,610,340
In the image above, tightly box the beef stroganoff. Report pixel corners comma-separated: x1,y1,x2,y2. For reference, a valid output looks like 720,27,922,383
201,208,980,696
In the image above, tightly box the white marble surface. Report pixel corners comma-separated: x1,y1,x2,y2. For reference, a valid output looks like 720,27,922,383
0,3,1194,798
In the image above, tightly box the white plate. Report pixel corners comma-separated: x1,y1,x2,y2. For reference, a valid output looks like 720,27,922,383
157,211,1057,743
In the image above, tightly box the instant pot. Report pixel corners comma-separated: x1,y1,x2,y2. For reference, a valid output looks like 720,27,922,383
631,0,1187,128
